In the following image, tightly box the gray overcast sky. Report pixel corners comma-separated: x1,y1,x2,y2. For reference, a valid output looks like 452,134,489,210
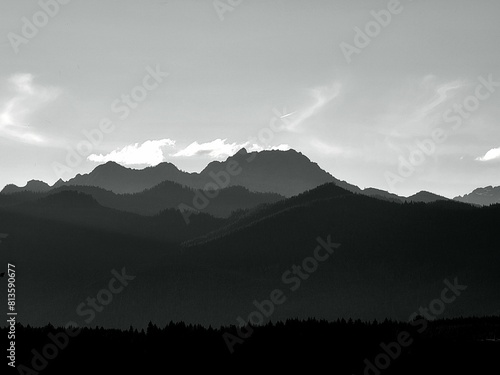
1,0,499,197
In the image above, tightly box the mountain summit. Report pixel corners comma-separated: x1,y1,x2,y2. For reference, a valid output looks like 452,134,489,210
201,149,360,197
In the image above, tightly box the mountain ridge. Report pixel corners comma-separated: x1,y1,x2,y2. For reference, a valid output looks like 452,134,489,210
454,185,500,206
2,148,496,205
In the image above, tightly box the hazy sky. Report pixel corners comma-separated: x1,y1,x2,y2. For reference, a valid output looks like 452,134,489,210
1,0,499,197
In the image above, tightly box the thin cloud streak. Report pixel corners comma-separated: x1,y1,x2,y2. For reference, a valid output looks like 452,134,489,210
418,77,464,117
286,83,341,132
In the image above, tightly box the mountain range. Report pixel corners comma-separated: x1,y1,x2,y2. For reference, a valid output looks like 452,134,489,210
454,185,500,206
3,148,490,204
0,148,499,328
3,149,358,196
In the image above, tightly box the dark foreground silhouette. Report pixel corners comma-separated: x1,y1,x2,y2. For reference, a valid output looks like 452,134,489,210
3,316,499,374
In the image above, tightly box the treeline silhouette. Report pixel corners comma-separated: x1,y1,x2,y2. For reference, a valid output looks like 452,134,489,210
4,317,499,374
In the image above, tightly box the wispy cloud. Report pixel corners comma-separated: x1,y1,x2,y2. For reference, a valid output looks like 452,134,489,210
380,76,467,150
476,147,500,162
418,75,464,117
88,139,176,166
0,73,60,144
286,82,341,132
310,139,344,155
172,138,247,159
173,138,291,159
247,143,291,152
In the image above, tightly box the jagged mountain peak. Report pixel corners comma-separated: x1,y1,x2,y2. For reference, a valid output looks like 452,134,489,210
454,185,500,206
